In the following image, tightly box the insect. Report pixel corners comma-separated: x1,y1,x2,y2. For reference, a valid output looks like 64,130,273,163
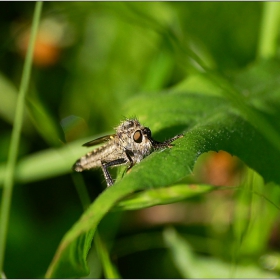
73,118,183,187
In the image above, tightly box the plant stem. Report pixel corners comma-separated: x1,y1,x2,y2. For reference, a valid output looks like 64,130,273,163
0,2,43,275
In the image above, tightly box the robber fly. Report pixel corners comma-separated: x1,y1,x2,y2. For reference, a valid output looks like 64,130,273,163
73,118,183,187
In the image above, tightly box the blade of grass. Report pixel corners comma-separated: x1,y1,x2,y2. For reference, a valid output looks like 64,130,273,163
94,231,121,279
257,2,280,59
71,173,91,211
0,1,43,274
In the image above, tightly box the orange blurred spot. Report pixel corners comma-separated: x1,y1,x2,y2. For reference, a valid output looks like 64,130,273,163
18,31,60,67
14,17,75,67
199,150,243,187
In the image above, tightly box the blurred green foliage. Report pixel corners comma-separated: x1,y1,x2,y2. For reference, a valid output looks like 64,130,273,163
0,2,280,278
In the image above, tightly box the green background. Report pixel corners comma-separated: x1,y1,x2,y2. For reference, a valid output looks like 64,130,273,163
0,2,280,278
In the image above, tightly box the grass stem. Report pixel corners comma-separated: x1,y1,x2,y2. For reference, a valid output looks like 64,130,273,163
0,2,43,274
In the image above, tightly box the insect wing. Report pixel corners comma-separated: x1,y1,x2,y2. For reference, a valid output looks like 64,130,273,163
82,134,116,147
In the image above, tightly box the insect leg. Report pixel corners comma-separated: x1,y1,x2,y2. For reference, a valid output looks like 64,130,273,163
125,149,134,170
158,134,184,148
143,127,183,149
101,158,127,187
152,134,183,149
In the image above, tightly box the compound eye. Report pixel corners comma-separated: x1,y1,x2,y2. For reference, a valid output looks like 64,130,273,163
133,130,143,143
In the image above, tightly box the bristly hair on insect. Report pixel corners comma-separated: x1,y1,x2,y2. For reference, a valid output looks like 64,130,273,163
73,118,183,187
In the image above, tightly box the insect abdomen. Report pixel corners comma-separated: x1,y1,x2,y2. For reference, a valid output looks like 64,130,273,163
72,141,119,172
73,151,102,172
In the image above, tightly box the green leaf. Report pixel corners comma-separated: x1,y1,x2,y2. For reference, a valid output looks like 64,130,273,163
112,184,213,211
45,59,280,278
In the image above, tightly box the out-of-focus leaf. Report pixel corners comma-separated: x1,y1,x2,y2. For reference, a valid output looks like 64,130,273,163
0,73,31,132
163,227,279,278
0,133,111,185
233,169,280,256
0,73,18,124
26,96,64,147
